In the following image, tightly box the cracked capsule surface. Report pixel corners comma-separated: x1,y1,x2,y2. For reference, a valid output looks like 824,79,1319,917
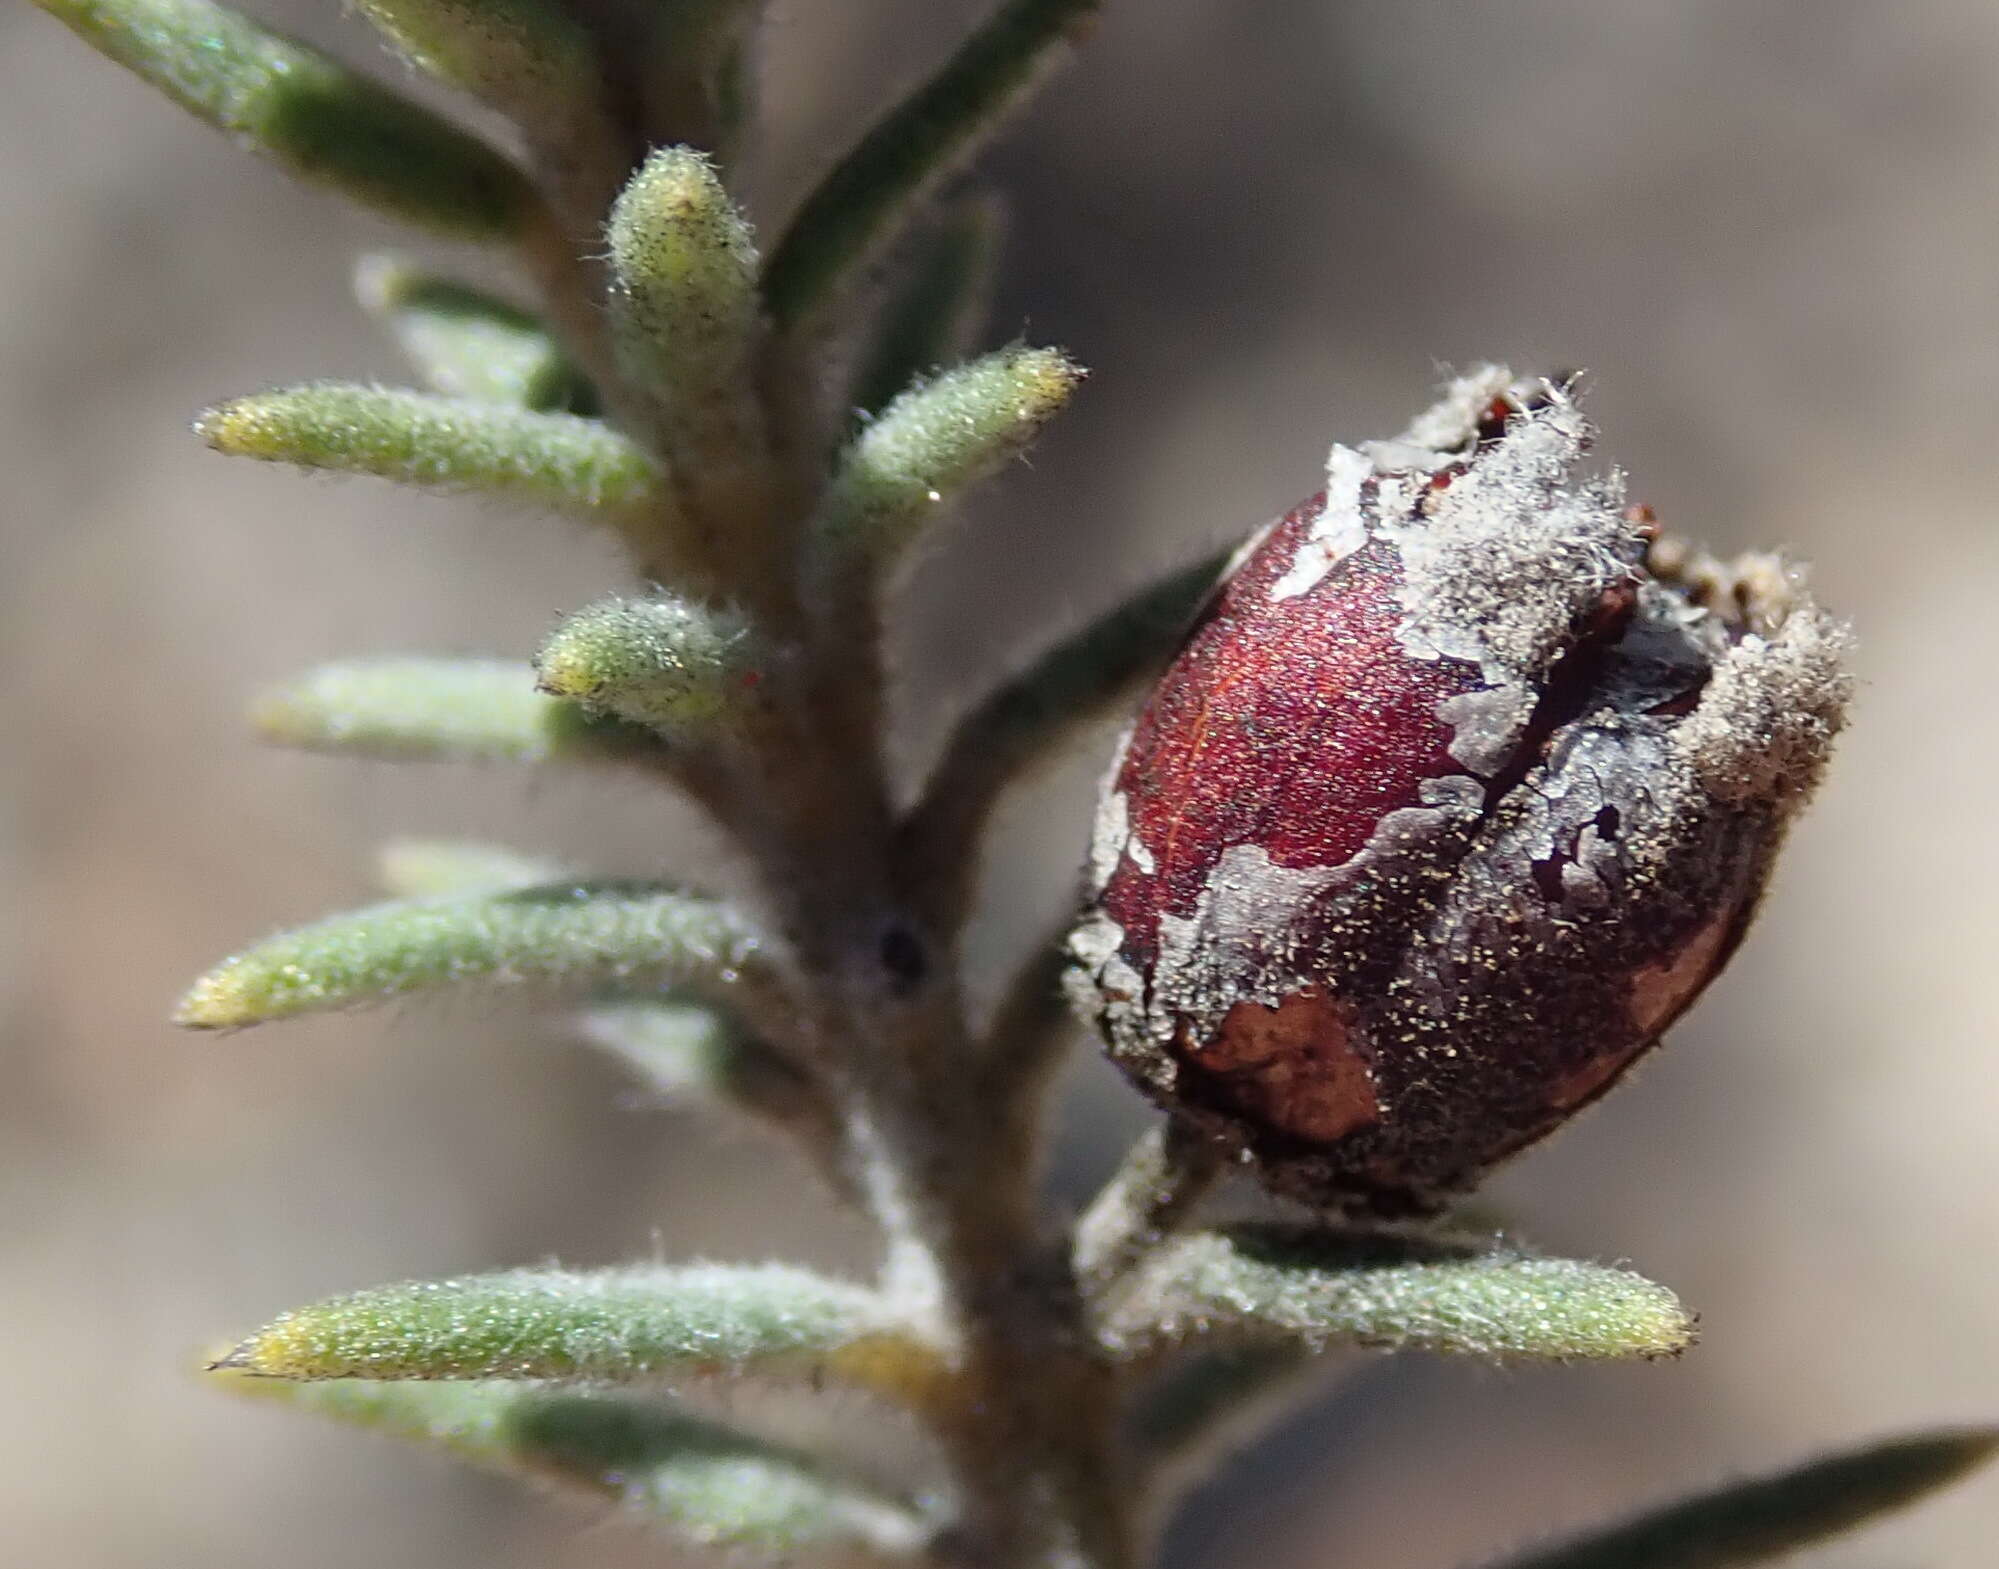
1068,367,1851,1216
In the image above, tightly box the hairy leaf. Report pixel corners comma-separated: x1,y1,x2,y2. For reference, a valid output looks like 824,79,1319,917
535,595,768,736
1100,1227,1696,1364
1477,1428,1999,1569
761,0,1100,331
218,1375,933,1554
176,882,773,1030
31,0,532,238
214,1264,941,1395
253,659,654,765
354,258,591,412
850,191,1007,423
197,385,662,512
353,0,604,133
606,148,769,529
813,343,1082,580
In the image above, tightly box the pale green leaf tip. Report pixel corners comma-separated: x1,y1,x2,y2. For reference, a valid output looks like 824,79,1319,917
535,594,765,733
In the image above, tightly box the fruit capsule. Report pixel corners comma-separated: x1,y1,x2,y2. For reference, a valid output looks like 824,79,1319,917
1068,367,1851,1216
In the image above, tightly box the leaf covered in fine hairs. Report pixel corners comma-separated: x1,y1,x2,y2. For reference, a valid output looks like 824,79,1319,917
213,1264,946,1400
1099,1226,1696,1365
198,385,662,512
31,0,532,237
252,659,655,765
175,883,774,1030
812,343,1083,582
535,594,768,737
606,148,768,507
217,1374,934,1554
352,0,605,137
1475,1427,1999,1569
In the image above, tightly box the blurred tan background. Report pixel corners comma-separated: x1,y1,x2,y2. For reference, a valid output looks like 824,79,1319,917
6,0,1999,1564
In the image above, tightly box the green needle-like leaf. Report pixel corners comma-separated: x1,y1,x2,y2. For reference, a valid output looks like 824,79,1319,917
217,1376,933,1554
902,548,1227,920
812,343,1083,583
850,191,1007,423
213,1264,941,1395
252,659,656,765
535,595,769,737
352,0,607,140
31,0,533,238
1476,1428,1999,1569
197,385,662,513
761,0,1099,331
355,258,592,412
175,882,775,1030
606,148,770,536
1099,1227,1696,1365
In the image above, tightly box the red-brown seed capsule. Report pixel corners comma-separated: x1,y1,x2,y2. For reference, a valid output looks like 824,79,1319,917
1068,367,1851,1217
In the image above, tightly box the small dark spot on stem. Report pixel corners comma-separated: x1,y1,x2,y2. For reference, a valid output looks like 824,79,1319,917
878,924,928,992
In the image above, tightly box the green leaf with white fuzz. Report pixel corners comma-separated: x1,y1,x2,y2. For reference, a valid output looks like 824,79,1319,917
375,840,563,899
1098,1227,1696,1365
1477,1428,1999,1569
212,1264,946,1399
536,595,768,737
30,0,533,239
761,0,1099,331
253,659,656,766
355,258,591,412
197,386,662,513
812,343,1082,584
175,883,775,1031
351,0,608,142
215,1375,932,1555
850,191,1007,423
606,149,770,533
903,548,1227,921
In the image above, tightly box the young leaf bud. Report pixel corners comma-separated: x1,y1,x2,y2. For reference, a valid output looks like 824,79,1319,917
1068,367,1851,1217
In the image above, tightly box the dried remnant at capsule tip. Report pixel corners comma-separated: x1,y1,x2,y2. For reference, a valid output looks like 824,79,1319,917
1066,366,1853,1217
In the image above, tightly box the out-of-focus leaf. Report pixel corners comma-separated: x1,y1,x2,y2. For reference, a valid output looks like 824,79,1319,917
218,1374,933,1555
1475,1428,1999,1569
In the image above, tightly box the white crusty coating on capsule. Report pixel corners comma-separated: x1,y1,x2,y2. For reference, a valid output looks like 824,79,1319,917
1270,445,1373,601
1671,600,1853,808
